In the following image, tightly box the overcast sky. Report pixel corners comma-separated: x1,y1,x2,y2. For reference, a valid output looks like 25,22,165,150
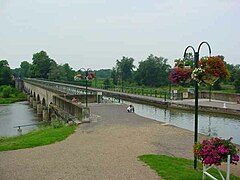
1,0,239,70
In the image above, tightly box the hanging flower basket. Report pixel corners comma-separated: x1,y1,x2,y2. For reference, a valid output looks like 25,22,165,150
87,72,96,80
169,59,193,85
191,56,230,85
201,74,219,85
194,137,239,166
74,74,83,81
169,67,192,85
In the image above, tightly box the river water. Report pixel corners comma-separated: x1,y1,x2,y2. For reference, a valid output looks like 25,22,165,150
122,100,240,145
0,101,40,136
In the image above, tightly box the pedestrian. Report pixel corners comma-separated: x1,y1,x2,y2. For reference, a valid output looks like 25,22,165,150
71,97,78,103
127,105,134,113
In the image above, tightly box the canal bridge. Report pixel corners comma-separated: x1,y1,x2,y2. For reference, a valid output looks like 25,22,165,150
15,78,240,123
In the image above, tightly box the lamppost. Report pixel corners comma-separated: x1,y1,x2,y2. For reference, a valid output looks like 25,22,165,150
78,68,93,107
183,41,211,169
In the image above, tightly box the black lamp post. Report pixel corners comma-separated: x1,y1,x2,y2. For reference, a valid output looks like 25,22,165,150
79,68,93,107
183,41,211,169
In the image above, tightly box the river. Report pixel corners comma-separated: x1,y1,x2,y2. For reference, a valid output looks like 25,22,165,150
0,101,40,136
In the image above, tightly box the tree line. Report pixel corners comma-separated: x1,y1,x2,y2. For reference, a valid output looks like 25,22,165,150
0,50,240,92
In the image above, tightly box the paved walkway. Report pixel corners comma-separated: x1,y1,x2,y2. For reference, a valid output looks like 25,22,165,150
0,103,239,179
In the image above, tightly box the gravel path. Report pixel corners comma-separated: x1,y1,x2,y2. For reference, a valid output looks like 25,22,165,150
0,103,239,179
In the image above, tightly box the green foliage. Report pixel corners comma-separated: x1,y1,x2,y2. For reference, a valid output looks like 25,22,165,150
139,155,240,180
135,54,171,87
234,69,240,93
116,56,135,82
2,86,11,98
31,51,56,79
0,60,13,85
0,124,77,151
51,120,64,128
0,85,26,104
111,67,118,85
95,69,112,79
20,61,31,78
103,78,111,89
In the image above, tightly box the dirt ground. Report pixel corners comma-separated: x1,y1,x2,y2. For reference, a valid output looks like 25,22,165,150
0,103,239,180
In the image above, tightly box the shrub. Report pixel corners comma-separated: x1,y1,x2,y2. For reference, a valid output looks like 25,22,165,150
2,86,11,98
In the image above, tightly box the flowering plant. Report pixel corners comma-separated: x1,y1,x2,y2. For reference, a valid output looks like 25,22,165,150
169,67,192,85
86,72,96,80
192,56,230,85
194,137,239,166
191,67,206,84
74,72,96,81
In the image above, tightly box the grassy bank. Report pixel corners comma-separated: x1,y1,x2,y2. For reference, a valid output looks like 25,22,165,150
0,123,77,151
0,85,26,104
139,155,240,180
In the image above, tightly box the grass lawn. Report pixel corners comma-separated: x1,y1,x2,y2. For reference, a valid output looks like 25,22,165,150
139,155,240,180
0,124,77,151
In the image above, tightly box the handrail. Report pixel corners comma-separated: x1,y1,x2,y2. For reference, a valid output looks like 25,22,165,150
13,122,44,130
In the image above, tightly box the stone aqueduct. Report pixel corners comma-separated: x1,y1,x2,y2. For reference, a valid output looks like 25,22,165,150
15,79,91,122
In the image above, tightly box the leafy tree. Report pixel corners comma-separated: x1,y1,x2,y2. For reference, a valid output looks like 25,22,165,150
62,63,75,81
2,86,11,98
135,54,171,87
48,63,64,81
115,56,135,83
20,61,31,78
12,68,22,78
0,60,12,85
31,51,55,79
234,68,240,93
111,67,118,85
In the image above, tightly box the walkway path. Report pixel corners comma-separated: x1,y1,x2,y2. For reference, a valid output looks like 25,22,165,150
0,103,239,179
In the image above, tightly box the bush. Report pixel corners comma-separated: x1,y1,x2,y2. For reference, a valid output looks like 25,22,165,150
2,86,11,98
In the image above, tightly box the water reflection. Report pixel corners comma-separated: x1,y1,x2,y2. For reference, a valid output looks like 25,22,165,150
123,100,240,145
0,101,40,136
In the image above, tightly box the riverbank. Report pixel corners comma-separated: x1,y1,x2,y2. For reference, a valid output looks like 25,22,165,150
0,123,76,151
0,103,239,179
0,85,26,104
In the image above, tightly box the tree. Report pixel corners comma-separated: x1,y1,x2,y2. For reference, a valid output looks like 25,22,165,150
62,63,75,81
31,51,55,79
111,67,118,85
135,54,171,87
47,63,64,81
115,56,135,83
234,68,240,93
20,61,31,78
0,60,12,85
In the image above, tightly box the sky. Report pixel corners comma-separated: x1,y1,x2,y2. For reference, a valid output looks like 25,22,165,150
1,0,240,71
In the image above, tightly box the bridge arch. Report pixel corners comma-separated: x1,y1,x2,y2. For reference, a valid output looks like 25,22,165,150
42,98,46,106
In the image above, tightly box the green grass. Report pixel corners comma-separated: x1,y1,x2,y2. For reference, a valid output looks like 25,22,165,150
0,124,77,151
139,155,240,180
0,96,26,104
